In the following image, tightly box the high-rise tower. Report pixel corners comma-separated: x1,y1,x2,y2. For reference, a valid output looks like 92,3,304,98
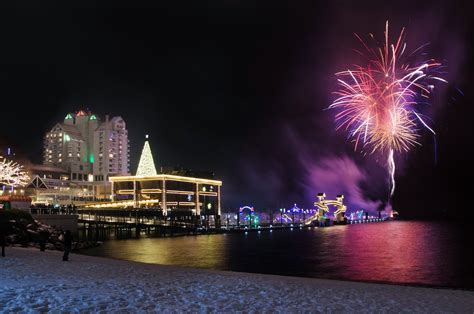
43,110,130,183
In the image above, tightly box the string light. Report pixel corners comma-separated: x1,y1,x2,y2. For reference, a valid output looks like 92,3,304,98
136,136,157,176
0,156,30,187
111,174,222,186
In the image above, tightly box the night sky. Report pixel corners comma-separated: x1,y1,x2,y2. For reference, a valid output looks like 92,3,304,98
0,1,472,218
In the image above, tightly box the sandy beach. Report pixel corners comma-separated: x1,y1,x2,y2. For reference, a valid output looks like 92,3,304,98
1,247,473,312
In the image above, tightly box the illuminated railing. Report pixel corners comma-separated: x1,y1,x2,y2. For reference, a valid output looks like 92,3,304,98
110,174,222,186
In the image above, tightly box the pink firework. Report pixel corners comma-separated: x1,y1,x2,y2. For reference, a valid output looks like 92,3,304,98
329,21,446,195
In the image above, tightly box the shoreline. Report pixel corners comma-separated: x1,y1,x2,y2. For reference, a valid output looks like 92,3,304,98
1,247,474,312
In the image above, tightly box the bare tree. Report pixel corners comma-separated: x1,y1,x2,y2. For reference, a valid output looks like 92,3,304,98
0,156,30,187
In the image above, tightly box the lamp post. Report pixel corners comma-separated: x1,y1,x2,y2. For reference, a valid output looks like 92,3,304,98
200,186,208,228
279,208,283,226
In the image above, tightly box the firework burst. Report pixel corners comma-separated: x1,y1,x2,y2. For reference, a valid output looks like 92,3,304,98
329,21,446,196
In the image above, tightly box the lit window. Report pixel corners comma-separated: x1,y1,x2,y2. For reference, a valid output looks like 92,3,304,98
58,158,62,162
109,153,114,158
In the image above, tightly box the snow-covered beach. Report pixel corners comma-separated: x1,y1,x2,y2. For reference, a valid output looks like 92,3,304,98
1,247,473,312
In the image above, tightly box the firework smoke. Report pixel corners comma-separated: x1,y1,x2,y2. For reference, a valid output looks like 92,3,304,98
388,148,395,196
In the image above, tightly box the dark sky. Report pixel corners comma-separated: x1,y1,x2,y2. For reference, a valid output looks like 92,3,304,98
0,1,472,218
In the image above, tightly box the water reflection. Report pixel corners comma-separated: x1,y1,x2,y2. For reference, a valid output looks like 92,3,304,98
89,235,230,269
338,222,445,285
82,221,474,288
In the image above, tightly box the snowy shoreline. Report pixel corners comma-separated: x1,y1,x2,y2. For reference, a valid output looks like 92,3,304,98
1,248,473,312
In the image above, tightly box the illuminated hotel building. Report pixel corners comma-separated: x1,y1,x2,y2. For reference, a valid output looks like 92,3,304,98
43,110,130,186
92,116,129,181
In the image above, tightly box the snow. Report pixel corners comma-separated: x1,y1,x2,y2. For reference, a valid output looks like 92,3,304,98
1,247,473,312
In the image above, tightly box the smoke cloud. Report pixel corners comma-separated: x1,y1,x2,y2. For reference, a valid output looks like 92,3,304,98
301,154,388,215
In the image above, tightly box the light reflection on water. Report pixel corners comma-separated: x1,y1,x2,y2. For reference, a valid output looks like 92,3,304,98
82,221,474,289
88,235,231,269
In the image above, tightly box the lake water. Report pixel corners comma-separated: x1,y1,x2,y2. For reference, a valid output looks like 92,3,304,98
81,221,474,289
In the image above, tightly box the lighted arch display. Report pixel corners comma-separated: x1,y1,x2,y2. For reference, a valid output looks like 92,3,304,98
239,206,254,213
304,193,347,225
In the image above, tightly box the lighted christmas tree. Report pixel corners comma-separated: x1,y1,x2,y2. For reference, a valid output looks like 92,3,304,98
136,135,157,176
